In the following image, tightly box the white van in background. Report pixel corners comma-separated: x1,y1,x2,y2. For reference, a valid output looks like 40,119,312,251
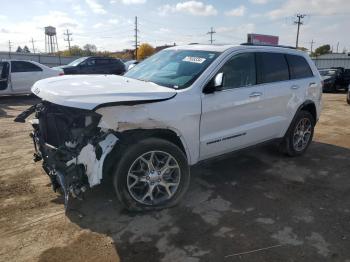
0,60,63,96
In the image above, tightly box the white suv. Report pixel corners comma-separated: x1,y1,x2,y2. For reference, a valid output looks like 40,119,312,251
16,44,322,211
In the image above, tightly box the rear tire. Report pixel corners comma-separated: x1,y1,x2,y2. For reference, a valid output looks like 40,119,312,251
113,138,190,211
281,110,315,157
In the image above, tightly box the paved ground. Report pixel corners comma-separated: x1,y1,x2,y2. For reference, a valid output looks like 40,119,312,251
0,93,349,262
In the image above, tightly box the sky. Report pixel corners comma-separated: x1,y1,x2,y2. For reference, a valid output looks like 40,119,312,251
0,0,350,53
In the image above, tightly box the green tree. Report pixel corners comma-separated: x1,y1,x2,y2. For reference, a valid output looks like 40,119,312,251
313,44,331,56
16,46,22,52
22,45,30,53
83,44,97,55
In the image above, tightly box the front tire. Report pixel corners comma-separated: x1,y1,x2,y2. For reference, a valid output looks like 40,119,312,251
281,110,315,157
113,138,190,211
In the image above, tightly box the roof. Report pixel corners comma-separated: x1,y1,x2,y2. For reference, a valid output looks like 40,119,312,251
166,44,305,55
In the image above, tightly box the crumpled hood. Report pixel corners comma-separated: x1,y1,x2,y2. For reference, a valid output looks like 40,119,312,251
31,75,177,110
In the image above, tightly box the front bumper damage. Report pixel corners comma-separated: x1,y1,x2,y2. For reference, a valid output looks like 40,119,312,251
15,102,118,209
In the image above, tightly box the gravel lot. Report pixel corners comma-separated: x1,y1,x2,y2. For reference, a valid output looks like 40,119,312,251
0,93,349,262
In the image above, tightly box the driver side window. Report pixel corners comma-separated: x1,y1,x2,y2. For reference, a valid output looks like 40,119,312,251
220,53,256,90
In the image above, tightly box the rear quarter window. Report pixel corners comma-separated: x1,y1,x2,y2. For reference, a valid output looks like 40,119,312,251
286,54,313,79
256,52,289,84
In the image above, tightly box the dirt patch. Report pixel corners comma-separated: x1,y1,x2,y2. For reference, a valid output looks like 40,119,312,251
0,94,350,262
38,231,120,262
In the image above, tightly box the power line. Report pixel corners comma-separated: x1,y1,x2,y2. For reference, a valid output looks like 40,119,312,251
134,16,139,60
30,38,36,53
64,29,73,53
8,40,12,58
309,39,315,54
336,42,339,53
207,27,216,44
294,14,306,48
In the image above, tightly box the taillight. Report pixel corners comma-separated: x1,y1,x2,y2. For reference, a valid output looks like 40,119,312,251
59,72,64,76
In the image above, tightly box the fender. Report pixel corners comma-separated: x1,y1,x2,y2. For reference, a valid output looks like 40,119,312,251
283,99,316,137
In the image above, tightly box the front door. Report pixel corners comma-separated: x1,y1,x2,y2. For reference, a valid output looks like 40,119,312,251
200,52,269,160
0,62,10,92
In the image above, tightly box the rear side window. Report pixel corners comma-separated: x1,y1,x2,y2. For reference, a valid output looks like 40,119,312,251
221,52,256,89
286,54,313,79
256,52,289,84
11,61,42,73
112,59,125,68
96,59,110,65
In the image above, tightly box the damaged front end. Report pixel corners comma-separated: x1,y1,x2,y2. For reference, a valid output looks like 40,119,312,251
15,102,118,208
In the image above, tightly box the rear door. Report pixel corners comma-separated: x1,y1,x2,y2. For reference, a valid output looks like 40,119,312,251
260,52,314,137
95,58,111,74
10,61,43,93
200,52,270,159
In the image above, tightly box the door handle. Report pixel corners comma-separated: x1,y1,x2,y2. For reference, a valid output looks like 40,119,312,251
309,82,317,87
249,92,262,98
291,85,300,89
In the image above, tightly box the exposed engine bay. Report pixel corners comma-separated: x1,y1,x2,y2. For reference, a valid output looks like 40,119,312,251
15,102,118,208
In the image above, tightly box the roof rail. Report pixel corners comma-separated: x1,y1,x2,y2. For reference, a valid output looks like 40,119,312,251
240,43,296,49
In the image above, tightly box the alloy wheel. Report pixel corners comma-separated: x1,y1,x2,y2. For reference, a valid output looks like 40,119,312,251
126,151,181,205
293,118,312,152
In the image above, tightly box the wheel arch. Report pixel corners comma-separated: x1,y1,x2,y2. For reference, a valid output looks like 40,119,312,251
299,100,317,122
103,128,191,178
282,100,317,138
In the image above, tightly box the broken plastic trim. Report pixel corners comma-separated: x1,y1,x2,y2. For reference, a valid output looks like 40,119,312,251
66,133,119,187
14,104,37,123
55,170,70,210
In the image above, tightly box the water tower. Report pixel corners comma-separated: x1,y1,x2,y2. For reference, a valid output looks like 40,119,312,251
45,26,59,53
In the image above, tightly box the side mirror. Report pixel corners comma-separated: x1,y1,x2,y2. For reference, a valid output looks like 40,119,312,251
203,72,224,94
128,64,136,70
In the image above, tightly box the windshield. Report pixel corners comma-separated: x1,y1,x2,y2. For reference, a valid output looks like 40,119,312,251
319,70,336,76
124,49,220,89
68,57,88,66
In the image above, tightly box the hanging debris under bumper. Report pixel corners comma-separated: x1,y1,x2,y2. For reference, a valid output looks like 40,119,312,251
15,102,119,209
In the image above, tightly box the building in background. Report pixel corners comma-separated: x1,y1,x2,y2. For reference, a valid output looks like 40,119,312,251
313,53,350,69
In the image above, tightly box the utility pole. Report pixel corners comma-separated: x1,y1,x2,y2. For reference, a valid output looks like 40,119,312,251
309,39,315,54
134,16,139,60
30,38,36,53
294,14,306,48
336,42,339,53
64,29,73,54
207,27,216,44
8,40,12,58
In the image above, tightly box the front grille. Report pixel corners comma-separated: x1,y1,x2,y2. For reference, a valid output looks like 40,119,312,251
37,102,101,148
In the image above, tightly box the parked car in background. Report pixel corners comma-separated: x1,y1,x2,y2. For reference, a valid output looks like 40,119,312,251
0,60,63,96
124,59,139,71
347,85,350,104
16,44,322,211
319,68,344,92
341,68,350,91
54,57,126,75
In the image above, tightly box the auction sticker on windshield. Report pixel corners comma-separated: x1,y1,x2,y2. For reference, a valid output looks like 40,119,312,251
183,56,206,64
